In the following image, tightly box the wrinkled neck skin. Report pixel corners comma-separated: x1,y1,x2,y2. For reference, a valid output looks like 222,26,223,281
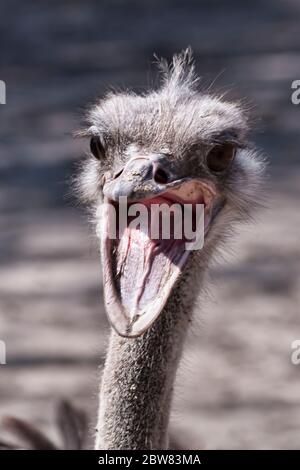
95,255,206,450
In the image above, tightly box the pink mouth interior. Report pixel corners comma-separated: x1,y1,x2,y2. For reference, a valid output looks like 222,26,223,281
102,181,216,336
113,193,205,328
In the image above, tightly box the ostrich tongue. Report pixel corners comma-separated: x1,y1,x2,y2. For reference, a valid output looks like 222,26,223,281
115,223,189,335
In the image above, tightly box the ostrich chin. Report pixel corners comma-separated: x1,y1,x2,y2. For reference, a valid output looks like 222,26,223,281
99,154,219,338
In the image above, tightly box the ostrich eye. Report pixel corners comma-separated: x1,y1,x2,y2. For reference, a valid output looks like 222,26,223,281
206,143,236,173
90,136,105,160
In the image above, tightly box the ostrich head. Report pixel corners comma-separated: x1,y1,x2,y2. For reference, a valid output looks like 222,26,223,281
78,50,264,338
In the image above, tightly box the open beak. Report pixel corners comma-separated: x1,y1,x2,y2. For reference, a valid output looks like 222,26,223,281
100,154,217,338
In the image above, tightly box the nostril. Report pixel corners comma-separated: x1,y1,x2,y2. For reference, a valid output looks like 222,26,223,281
153,166,169,185
113,168,124,179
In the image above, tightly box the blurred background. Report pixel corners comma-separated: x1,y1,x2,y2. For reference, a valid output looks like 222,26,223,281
1,0,300,449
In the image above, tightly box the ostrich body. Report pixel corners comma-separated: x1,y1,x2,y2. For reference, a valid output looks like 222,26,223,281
77,50,264,450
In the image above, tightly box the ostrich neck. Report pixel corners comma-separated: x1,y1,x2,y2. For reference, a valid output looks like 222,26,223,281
95,265,204,450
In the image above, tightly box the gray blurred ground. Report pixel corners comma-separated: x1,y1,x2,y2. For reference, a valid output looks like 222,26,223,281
0,0,300,449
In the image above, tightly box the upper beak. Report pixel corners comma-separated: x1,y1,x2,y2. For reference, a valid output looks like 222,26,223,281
103,153,180,202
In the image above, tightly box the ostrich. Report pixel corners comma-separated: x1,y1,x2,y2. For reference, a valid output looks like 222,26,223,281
77,49,265,450
0,50,264,450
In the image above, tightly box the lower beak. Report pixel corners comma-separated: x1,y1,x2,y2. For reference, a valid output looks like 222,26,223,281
100,155,217,338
